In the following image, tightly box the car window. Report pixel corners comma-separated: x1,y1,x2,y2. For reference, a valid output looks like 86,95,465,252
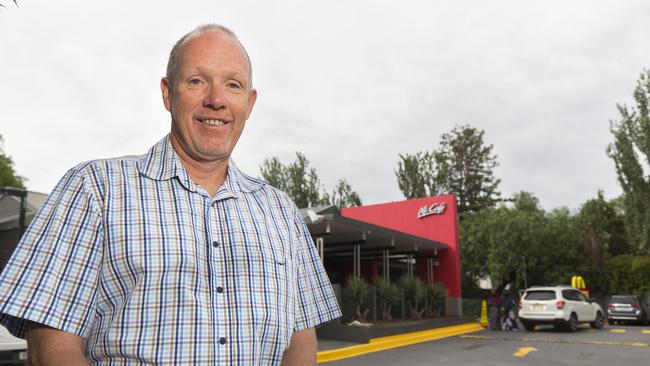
524,291,555,300
574,291,587,302
562,290,576,301
610,296,638,304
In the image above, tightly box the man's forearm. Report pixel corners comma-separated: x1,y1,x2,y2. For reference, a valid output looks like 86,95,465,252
281,327,317,366
26,322,89,366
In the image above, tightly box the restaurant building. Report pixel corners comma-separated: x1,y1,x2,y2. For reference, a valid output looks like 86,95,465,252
301,194,462,316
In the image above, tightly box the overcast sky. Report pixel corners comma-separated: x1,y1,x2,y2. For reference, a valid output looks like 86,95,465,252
1,0,648,211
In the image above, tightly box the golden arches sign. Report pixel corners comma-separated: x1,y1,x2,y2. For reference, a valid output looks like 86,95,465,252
571,275,589,297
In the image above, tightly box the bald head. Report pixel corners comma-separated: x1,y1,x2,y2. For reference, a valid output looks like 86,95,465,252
166,24,253,89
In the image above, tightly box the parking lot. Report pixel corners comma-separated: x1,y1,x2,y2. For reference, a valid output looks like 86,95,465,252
322,324,650,365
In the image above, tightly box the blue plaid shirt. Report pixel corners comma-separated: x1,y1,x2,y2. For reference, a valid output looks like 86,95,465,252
0,135,340,365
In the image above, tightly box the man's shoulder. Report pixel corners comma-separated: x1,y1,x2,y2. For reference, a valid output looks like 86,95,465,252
68,154,145,175
235,171,297,210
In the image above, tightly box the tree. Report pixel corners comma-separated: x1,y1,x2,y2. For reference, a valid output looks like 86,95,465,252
0,135,26,189
437,125,501,214
259,157,286,190
395,151,438,199
395,125,501,214
260,152,328,208
607,69,650,253
260,153,362,208
460,192,577,295
329,179,362,208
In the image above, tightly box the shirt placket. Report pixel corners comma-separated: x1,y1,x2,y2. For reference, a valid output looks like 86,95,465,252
207,197,228,363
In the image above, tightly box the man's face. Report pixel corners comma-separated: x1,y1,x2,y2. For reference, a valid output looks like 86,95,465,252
161,31,257,164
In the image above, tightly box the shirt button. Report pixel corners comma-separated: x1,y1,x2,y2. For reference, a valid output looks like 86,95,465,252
212,241,219,248
219,337,227,345
216,286,224,293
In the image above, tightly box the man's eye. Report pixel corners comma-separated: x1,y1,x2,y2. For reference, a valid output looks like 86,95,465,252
227,82,242,89
189,78,202,86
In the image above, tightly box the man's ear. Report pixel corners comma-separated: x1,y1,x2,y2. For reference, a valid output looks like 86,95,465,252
245,88,258,120
161,77,173,112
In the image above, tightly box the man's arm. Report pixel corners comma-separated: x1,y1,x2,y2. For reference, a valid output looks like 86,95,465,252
281,327,317,366
26,322,89,366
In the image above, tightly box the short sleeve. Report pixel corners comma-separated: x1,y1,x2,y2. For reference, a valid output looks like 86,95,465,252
0,166,104,339
292,207,341,330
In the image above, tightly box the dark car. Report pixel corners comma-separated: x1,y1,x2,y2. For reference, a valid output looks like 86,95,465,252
607,295,649,325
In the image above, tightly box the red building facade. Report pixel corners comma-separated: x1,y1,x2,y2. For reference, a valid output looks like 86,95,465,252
341,194,462,315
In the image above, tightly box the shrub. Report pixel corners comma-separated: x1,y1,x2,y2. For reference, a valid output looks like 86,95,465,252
374,277,400,320
344,275,370,321
399,275,426,319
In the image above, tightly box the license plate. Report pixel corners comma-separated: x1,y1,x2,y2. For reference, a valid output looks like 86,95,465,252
18,351,27,360
532,304,545,310
615,307,633,312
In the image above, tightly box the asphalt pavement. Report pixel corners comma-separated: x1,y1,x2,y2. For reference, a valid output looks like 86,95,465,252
319,323,650,365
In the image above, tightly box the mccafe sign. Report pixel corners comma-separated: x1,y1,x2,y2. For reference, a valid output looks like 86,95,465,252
417,202,446,219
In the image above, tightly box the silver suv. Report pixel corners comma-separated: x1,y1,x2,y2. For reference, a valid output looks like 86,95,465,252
518,286,605,332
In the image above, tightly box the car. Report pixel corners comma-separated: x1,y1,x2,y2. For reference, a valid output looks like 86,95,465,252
0,325,27,365
518,285,605,332
607,295,649,325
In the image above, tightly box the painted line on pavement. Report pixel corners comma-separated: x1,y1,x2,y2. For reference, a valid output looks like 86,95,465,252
460,334,648,348
642,330,650,335
317,323,483,363
513,346,538,357
610,329,626,333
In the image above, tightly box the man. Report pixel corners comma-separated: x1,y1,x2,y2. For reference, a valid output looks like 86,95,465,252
0,24,341,365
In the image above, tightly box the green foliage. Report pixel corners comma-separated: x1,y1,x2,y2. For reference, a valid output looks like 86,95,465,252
395,125,501,214
461,189,637,297
395,151,438,199
399,275,426,318
461,191,545,294
0,135,26,189
607,69,650,253
344,275,370,321
259,153,361,209
605,254,650,295
374,277,399,320
329,179,362,208
425,282,447,317
437,125,501,214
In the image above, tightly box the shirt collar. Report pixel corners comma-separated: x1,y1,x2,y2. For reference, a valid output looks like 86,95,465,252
137,134,267,197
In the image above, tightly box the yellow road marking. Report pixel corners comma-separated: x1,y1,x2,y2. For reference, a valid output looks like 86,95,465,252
610,329,626,333
642,330,650,335
460,334,648,348
513,346,538,357
317,323,483,363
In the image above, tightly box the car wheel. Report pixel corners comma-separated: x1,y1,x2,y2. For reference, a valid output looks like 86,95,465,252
590,312,604,329
521,320,535,331
566,313,579,332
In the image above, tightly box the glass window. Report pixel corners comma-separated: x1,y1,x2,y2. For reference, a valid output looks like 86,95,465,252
525,291,556,300
610,296,638,305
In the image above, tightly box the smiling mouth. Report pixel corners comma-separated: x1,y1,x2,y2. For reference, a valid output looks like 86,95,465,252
198,118,229,126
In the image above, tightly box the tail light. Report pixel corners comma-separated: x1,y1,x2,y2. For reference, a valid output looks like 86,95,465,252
632,304,641,309
556,300,565,310
518,300,522,309
607,304,615,308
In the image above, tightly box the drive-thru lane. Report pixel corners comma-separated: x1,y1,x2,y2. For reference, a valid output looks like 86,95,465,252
320,324,650,365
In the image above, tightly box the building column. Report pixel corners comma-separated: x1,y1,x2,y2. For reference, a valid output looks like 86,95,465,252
353,244,361,278
382,249,390,280
315,237,325,263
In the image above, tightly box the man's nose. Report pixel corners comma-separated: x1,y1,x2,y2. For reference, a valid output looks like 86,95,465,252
203,84,226,109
